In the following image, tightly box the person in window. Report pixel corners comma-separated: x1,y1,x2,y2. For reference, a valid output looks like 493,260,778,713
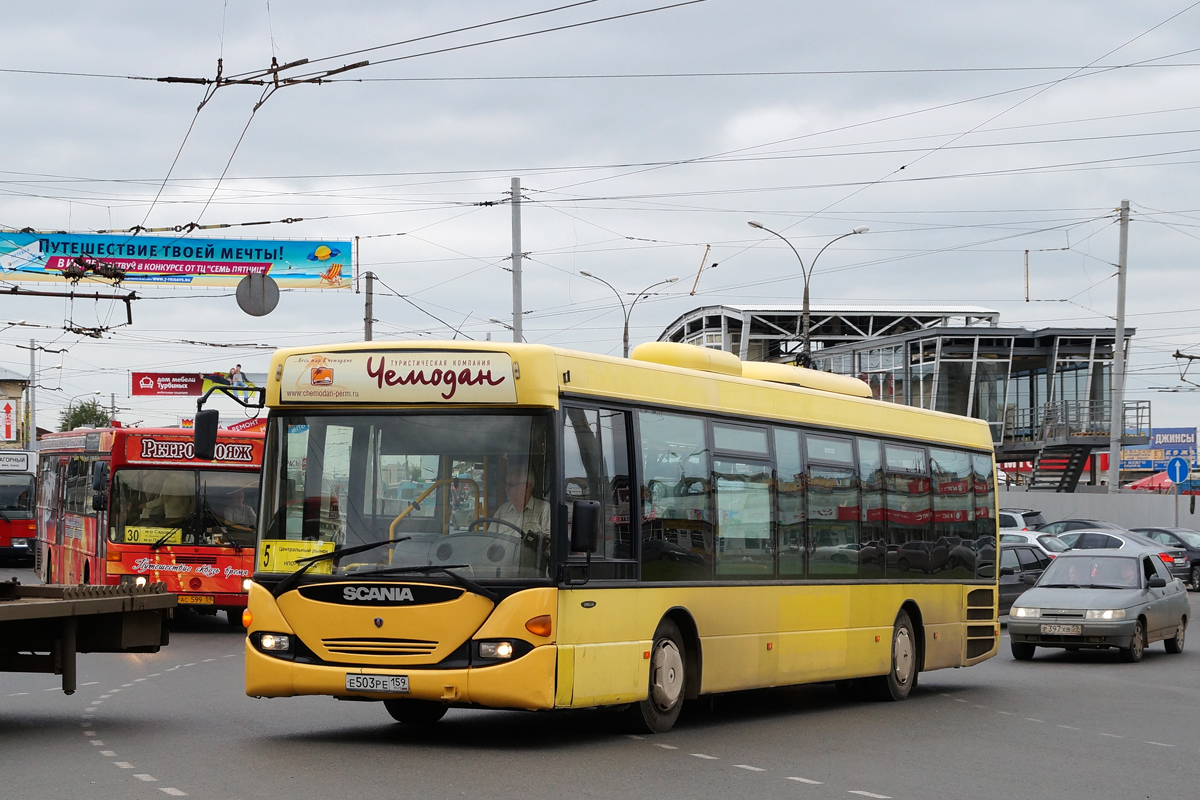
223,488,257,529
490,465,550,546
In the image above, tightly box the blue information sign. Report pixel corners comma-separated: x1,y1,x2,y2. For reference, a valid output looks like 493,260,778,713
1166,457,1191,484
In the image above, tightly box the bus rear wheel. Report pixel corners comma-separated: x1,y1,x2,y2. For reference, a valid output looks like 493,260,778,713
631,618,686,733
384,699,447,725
866,611,918,701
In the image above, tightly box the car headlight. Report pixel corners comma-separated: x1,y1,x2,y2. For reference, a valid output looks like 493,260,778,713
1011,607,1040,618
1085,609,1127,620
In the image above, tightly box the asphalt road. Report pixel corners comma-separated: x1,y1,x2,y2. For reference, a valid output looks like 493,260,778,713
2,565,1197,800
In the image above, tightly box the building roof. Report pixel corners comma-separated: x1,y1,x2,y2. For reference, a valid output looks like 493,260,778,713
0,366,29,383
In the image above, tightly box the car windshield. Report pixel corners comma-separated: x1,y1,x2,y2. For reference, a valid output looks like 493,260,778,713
112,468,260,548
1038,555,1139,589
0,474,35,519
1037,535,1069,553
259,413,552,581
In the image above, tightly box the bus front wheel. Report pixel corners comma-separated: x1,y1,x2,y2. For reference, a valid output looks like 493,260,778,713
866,611,918,702
632,618,686,734
384,699,448,725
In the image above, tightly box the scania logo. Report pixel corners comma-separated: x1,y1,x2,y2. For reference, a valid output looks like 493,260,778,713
374,617,384,628
344,586,415,603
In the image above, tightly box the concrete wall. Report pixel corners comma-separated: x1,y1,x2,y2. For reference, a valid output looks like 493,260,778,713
999,488,1200,530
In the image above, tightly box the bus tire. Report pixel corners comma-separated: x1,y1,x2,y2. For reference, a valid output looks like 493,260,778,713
383,699,448,725
226,610,244,629
632,618,686,733
866,611,918,702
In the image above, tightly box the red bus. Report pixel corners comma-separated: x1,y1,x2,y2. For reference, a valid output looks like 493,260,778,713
0,450,36,563
35,427,263,624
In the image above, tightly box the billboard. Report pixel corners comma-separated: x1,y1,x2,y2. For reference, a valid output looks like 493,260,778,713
0,232,351,288
1121,427,1197,472
131,371,266,398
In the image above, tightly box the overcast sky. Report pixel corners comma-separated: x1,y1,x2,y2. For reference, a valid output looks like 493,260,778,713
4,1,1200,430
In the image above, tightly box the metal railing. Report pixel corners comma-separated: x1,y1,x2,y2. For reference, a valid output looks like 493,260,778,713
1000,399,1150,445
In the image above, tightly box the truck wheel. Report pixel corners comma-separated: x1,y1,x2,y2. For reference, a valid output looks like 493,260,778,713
384,699,447,724
631,618,686,733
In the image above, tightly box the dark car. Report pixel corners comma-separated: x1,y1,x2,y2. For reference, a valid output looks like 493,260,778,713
1057,529,1191,583
998,543,1051,614
888,540,948,573
1037,519,1125,535
1008,549,1189,662
1131,527,1200,590
999,508,1047,531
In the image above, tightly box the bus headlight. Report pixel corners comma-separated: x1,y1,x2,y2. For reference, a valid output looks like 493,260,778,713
259,634,291,651
479,641,514,659
1010,607,1039,618
242,578,253,592
134,576,148,587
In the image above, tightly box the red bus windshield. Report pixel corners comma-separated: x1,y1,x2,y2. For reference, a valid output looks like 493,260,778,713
0,474,36,520
112,469,258,548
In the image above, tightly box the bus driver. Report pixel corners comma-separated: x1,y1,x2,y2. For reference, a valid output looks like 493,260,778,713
490,464,549,564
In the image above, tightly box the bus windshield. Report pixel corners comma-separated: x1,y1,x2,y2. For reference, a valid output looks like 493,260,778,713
260,413,551,581
112,469,259,548
0,474,35,519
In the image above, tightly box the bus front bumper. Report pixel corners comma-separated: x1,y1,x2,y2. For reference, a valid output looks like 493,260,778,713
245,640,558,710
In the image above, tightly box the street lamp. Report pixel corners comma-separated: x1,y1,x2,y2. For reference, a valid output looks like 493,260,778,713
65,390,102,429
488,318,525,342
579,272,679,357
747,221,868,367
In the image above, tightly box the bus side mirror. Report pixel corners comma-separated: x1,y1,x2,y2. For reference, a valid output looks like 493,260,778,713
194,409,220,461
92,492,107,512
570,500,601,553
91,462,108,491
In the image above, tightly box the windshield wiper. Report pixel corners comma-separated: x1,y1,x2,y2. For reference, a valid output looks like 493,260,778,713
150,527,182,549
271,536,410,598
1040,583,1083,588
1085,584,1132,590
348,564,499,603
0,509,10,522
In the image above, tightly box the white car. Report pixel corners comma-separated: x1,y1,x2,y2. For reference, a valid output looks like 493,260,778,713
998,530,1069,560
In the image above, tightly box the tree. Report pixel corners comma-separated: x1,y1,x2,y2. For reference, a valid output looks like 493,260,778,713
59,399,111,431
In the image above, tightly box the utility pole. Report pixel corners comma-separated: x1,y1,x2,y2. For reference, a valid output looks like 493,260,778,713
28,338,37,451
110,392,116,423
511,177,523,343
1108,200,1130,494
364,271,374,341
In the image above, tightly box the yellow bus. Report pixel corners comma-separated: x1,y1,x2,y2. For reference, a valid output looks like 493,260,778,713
228,340,999,732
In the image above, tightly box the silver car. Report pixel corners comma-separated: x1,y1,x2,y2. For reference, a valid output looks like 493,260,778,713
1008,549,1189,662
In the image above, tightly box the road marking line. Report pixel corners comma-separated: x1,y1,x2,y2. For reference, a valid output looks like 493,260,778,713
85,707,97,712
971,704,987,709
7,692,29,696
160,788,187,796
166,667,179,672
1099,733,1123,738
223,654,236,657
996,711,1015,715
148,673,161,677
626,735,644,740
135,775,158,782
92,700,104,704
84,732,96,737
848,792,891,799
113,761,134,768
1024,718,1043,722
98,695,111,699
183,663,196,667
90,741,104,746
80,682,98,686
121,684,133,688
1058,725,1080,730
1145,741,1174,747
100,751,117,757
42,687,57,692
203,658,215,662
939,693,951,697
134,678,147,682
734,764,764,772
789,777,823,785
656,744,679,750
953,698,968,703
692,754,718,760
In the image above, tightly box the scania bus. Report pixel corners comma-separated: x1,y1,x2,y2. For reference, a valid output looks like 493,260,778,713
36,427,263,624
230,341,999,732
0,450,36,563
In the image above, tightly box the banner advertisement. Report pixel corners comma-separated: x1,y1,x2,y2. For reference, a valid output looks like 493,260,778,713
132,371,265,398
1121,427,1197,472
278,351,518,405
0,233,352,288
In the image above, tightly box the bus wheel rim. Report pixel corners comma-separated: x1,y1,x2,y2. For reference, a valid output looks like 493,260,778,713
893,628,914,686
650,640,684,711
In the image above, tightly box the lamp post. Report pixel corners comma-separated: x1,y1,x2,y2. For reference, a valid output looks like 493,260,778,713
64,390,102,429
488,317,525,342
579,272,679,357
747,221,868,367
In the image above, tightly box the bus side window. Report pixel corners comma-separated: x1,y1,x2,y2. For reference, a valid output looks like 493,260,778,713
638,410,712,582
858,438,886,580
972,453,996,579
562,407,632,559
774,428,804,579
930,448,975,580
884,444,931,576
